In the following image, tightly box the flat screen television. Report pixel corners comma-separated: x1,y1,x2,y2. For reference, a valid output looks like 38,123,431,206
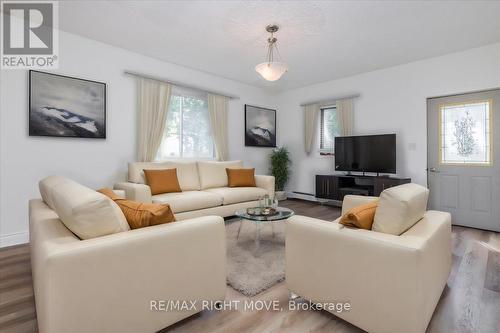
334,134,396,174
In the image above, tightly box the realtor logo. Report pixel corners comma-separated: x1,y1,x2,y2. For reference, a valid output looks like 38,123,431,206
1,1,58,69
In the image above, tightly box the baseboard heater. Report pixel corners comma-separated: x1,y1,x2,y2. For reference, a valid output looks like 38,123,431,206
290,191,342,207
292,191,315,197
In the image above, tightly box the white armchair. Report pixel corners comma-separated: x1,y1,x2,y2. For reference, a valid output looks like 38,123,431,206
285,195,451,333
30,199,226,333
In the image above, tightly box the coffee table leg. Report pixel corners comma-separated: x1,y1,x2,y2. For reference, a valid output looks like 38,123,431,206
237,218,243,240
255,223,260,250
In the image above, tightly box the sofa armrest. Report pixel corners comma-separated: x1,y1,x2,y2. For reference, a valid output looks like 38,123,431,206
286,212,451,333
255,175,275,199
114,182,152,203
341,195,378,215
35,216,226,333
112,189,126,198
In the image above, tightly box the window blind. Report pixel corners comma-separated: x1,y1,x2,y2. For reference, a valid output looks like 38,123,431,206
320,107,339,151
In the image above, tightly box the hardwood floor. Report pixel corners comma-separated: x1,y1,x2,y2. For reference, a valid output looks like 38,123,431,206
0,244,37,333
1,199,499,333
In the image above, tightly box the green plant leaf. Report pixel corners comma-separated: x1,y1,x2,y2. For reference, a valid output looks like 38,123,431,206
269,147,291,191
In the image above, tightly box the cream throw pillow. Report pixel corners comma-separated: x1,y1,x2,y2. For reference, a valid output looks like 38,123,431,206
372,183,429,235
43,177,130,239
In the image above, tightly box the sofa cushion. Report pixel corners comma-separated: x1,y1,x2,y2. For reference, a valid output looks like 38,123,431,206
47,178,130,239
112,189,126,198
372,183,429,235
205,187,267,205
128,161,200,191
226,168,256,187
339,200,378,230
39,175,70,210
197,160,243,189
98,188,175,229
143,168,182,195
152,191,223,213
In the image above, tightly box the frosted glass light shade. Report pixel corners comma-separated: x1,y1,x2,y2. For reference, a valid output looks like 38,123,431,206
255,62,288,81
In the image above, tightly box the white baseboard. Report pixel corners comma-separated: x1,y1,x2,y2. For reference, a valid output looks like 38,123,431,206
0,231,29,248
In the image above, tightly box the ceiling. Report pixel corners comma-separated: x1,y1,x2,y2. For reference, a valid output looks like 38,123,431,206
58,1,500,92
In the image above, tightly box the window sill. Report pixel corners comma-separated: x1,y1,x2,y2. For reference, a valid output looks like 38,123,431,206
319,151,334,156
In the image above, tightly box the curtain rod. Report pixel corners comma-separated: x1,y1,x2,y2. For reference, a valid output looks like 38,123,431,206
300,94,360,107
124,71,240,100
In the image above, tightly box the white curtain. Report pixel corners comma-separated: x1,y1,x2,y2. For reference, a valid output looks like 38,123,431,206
336,98,354,136
137,78,172,162
304,103,320,154
208,93,229,161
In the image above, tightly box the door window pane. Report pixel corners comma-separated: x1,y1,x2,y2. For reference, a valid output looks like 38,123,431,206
440,100,491,165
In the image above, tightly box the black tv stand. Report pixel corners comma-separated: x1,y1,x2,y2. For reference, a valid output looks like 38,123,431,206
316,174,411,201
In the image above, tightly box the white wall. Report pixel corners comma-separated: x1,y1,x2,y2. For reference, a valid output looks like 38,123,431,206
0,31,276,247
2,30,500,247
277,42,500,196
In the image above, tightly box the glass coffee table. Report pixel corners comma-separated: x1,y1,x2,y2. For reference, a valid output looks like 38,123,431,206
234,207,294,251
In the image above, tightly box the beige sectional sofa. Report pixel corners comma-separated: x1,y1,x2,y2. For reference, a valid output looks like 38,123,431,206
30,176,226,333
114,160,275,220
286,185,452,333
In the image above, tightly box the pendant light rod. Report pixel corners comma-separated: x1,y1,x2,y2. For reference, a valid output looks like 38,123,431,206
265,25,279,64
255,24,288,81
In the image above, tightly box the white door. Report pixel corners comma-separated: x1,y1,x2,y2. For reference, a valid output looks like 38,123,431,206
427,89,500,231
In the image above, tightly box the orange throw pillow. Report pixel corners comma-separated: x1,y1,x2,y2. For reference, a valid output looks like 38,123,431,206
339,201,378,230
98,188,175,229
226,168,256,187
143,168,182,195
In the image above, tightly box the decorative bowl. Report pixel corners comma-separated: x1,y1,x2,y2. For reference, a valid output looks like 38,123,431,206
246,207,277,216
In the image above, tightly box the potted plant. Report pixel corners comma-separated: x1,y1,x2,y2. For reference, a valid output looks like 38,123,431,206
269,147,291,201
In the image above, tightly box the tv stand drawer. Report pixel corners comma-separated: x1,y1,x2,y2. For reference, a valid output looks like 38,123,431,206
339,187,372,198
315,175,411,200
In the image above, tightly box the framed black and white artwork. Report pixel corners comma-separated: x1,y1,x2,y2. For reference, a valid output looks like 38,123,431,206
244,104,276,147
29,70,106,138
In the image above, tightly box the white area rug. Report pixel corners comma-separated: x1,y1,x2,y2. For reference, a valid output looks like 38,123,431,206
225,218,286,297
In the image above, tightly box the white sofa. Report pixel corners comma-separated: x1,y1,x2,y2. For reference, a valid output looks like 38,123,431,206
286,194,452,333
30,178,226,333
114,160,275,220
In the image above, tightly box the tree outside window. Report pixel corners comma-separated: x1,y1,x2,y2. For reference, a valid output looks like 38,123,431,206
156,93,214,160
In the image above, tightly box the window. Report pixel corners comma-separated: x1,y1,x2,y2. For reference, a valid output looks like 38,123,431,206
439,100,491,165
156,87,214,160
320,106,340,154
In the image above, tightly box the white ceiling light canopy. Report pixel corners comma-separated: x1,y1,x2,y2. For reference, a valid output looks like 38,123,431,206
255,24,288,81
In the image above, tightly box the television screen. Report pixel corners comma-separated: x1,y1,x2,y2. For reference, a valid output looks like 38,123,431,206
334,134,396,173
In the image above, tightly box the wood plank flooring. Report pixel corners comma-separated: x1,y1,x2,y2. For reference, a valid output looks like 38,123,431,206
1,199,499,333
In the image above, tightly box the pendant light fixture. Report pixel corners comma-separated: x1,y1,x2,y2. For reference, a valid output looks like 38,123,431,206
255,25,288,81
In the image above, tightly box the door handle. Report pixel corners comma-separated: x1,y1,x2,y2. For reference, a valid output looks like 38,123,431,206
427,167,440,173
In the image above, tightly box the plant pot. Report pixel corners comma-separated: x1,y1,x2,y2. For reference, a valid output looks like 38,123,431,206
275,191,287,201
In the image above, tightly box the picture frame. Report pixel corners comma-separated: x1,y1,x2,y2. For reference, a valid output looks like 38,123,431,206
29,70,106,138
244,104,276,147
